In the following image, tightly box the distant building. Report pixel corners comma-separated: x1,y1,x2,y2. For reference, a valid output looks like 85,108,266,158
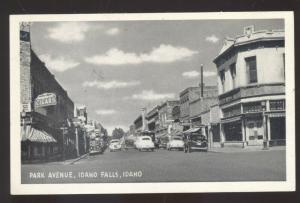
179,87,202,130
157,100,180,135
213,26,285,148
74,105,88,124
20,22,75,162
146,105,159,132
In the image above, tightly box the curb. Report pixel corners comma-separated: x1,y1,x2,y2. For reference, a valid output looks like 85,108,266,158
208,147,286,154
67,153,89,165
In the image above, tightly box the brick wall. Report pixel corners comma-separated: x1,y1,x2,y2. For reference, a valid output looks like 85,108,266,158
20,23,32,111
20,22,74,124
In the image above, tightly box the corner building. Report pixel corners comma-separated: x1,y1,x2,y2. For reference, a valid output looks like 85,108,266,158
213,26,285,148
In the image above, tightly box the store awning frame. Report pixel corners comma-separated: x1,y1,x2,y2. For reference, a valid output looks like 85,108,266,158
221,115,242,124
183,127,201,134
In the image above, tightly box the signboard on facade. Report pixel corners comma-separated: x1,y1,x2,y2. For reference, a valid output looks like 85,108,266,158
34,93,57,108
22,102,31,112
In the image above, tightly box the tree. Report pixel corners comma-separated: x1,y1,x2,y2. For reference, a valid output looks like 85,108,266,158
112,128,125,139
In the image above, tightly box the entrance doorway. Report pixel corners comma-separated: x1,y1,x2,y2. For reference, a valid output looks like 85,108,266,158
270,117,286,146
245,117,264,146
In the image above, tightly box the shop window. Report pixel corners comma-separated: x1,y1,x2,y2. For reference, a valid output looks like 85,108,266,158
243,102,262,113
230,63,236,88
270,100,285,111
245,56,257,84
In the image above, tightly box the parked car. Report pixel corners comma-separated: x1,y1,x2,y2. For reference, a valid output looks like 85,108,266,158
183,133,208,153
167,136,184,151
109,139,122,152
135,136,155,151
159,136,169,149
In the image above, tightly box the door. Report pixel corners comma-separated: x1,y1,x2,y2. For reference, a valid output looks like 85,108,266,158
246,119,264,146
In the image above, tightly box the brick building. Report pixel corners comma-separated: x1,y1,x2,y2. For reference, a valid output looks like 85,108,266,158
20,22,76,162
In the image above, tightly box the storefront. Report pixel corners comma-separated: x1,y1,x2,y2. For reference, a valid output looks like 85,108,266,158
21,125,58,162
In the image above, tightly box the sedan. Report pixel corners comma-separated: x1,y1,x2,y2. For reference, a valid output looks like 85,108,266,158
135,136,155,151
109,139,122,152
167,136,184,151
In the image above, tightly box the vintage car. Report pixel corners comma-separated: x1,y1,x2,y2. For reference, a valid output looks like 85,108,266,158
135,136,155,151
167,136,185,151
109,139,122,152
183,128,208,153
158,136,169,149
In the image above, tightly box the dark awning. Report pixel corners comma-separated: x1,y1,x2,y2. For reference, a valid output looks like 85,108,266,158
21,126,57,143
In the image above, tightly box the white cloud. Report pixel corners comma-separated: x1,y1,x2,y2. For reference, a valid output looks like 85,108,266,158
130,90,175,101
182,70,200,78
96,109,117,115
106,27,120,35
205,35,219,43
47,22,90,43
84,44,198,66
203,71,217,77
82,80,140,89
39,54,80,72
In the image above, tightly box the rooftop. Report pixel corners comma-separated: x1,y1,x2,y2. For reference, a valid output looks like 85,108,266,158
214,27,284,62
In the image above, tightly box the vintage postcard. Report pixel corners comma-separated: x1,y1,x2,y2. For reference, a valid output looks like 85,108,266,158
10,12,295,194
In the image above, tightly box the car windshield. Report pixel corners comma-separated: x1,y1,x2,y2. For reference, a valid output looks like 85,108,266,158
172,137,182,141
190,135,204,141
142,138,150,141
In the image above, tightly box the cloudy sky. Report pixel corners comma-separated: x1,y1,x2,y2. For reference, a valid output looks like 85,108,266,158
29,19,284,134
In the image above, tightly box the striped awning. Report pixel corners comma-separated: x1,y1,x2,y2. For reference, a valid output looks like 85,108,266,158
21,126,57,143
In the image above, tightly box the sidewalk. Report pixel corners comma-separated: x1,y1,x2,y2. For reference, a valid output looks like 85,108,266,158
209,146,286,153
38,153,89,165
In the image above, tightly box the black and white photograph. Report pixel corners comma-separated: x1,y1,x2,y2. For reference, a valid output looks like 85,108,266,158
10,12,295,194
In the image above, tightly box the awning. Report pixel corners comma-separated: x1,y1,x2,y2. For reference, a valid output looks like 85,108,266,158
183,127,201,134
156,132,168,138
170,130,183,137
221,116,242,124
21,126,57,143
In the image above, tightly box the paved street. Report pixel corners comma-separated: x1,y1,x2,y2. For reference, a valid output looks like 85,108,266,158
21,148,286,184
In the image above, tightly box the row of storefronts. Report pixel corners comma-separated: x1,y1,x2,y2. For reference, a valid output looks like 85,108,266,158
19,23,105,163
130,26,286,149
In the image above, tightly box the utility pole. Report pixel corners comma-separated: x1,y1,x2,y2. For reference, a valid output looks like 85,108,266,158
200,64,204,98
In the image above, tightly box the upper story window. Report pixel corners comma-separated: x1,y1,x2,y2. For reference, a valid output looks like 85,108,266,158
219,70,225,92
245,56,257,84
230,63,236,88
283,53,285,79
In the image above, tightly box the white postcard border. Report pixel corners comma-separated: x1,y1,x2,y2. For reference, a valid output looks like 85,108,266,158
10,11,295,194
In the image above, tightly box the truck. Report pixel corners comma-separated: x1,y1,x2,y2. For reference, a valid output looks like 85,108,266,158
89,136,104,155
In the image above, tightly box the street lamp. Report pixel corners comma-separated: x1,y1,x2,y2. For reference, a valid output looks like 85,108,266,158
261,101,269,150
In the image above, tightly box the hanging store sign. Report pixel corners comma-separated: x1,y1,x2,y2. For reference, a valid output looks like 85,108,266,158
34,93,57,108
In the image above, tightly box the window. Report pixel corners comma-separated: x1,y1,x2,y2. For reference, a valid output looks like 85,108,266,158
230,63,236,88
245,56,257,83
283,53,285,79
219,70,225,92
270,100,285,111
